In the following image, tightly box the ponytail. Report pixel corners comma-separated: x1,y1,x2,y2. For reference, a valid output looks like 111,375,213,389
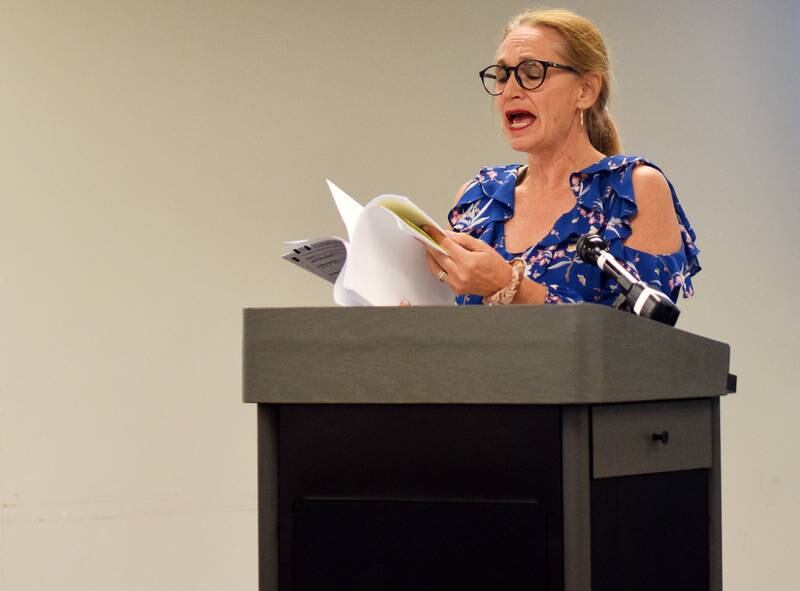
587,107,621,156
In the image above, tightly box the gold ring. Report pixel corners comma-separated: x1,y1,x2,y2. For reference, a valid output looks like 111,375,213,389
437,270,448,283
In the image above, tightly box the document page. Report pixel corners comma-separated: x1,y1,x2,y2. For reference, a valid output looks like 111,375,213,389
282,181,453,305
372,195,449,255
281,238,347,284
345,206,453,305
326,180,363,240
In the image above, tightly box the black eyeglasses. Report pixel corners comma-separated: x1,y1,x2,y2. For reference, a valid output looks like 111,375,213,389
479,59,579,95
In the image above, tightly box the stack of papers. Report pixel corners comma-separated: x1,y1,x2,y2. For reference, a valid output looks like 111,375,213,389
282,181,453,306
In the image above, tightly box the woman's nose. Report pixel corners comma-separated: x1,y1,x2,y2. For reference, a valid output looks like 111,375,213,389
502,73,525,97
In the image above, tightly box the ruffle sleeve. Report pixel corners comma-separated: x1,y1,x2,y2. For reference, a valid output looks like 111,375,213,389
448,165,519,240
597,159,701,304
448,165,520,306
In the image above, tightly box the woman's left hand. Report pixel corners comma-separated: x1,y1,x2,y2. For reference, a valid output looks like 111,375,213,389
423,226,512,296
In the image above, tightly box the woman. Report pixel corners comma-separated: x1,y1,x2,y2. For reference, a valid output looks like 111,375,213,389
423,8,699,306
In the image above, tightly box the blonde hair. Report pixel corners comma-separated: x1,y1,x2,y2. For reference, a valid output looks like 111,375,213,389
502,8,621,155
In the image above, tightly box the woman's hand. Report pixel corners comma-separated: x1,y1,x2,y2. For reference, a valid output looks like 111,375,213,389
423,226,512,296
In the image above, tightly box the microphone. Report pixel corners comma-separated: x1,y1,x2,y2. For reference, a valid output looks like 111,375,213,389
576,233,681,326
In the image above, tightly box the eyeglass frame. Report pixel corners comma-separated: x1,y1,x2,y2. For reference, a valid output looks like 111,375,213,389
478,59,580,95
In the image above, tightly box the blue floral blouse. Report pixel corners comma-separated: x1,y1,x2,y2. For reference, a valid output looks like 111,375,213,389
448,155,701,306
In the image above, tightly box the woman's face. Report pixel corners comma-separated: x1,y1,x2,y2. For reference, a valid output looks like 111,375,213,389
494,26,585,154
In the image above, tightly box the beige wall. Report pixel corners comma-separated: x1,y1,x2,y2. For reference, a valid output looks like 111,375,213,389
0,0,797,589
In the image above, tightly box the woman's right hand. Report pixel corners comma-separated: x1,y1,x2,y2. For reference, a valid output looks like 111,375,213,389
422,226,512,297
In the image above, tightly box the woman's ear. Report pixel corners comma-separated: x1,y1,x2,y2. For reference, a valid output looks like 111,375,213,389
577,71,602,109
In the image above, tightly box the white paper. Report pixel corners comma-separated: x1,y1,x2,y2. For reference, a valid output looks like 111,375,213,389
371,194,449,255
281,238,347,284
282,181,453,306
344,206,453,306
326,179,363,240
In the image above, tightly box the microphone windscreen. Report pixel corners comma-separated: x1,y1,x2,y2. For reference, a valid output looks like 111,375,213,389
576,233,608,264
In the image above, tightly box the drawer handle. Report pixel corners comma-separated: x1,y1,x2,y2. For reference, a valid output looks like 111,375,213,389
652,430,670,444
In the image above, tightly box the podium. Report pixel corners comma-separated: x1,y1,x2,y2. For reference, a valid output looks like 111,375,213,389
243,305,734,591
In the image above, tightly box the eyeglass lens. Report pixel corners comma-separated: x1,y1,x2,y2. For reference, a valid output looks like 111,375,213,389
482,61,547,94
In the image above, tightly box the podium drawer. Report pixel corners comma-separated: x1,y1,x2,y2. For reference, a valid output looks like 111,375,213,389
591,400,712,479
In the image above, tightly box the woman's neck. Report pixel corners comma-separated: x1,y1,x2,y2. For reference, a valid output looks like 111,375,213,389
523,136,606,193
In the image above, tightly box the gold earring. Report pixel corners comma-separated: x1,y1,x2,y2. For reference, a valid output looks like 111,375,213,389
580,109,584,128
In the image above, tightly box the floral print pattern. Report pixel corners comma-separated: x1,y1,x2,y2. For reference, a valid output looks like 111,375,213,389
448,155,701,306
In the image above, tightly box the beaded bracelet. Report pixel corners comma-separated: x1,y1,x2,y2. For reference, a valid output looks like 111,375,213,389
485,258,527,305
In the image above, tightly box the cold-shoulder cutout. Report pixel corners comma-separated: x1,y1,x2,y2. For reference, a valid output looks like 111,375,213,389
625,164,683,254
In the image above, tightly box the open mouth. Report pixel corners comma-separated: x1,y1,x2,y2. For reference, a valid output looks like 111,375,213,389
505,109,536,130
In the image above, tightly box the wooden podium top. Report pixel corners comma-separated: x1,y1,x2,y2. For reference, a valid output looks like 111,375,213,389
243,305,732,405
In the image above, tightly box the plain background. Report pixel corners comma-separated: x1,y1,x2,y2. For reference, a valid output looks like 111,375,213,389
1,0,797,589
